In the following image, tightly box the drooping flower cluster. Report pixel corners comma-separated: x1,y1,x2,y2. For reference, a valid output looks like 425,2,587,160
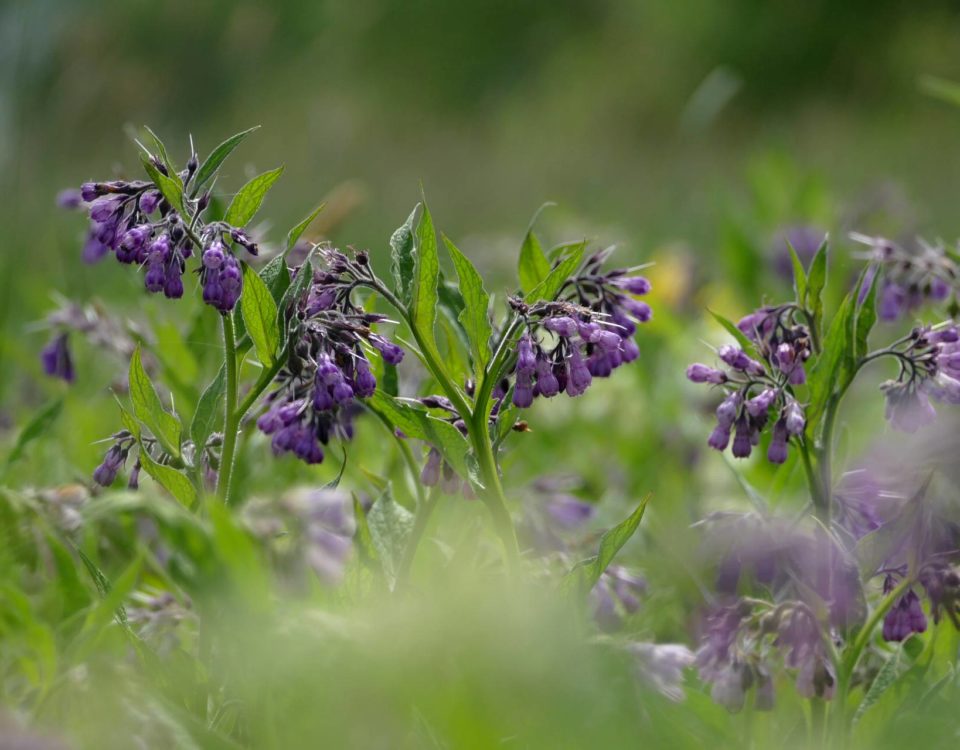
851,233,957,322
507,250,651,410
687,305,810,463
91,430,141,489
877,324,960,433
695,598,835,712
244,488,356,586
60,156,259,312
256,249,404,466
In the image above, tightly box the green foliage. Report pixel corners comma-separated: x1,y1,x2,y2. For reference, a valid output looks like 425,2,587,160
224,166,284,228
390,204,419,305
129,345,182,458
442,235,492,377
193,125,261,195
240,263,281,367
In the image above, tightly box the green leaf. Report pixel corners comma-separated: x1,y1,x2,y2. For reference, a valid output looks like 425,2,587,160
366,487,415,583
390,204,420,305
141,155,186,215
526,241,587,303
258,254,291,304
566,495,651,593
4,398,62,471
410,200,441,353
787,241,808,306
855,266,880,360
129,345,181,458
277,250,315,326
142,125,175,172
807,273,865,429
854,644,903,724
519,230,551,294
367,391,470,478
240,263,280,366
352,495,379,565
190,365,226,453
443,235,492,375
224,166,284,228
920,75,960,108
284,202,326,252
138,450,197,508
708,310,755,354
192,125,260,194
807,239,828,329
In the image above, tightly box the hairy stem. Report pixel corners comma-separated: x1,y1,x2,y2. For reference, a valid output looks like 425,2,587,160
216,313,240,504
396,486,441,587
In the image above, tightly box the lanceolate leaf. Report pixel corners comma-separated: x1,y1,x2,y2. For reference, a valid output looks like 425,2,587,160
855,265,881,360
258,254,291,304
4,398,63,471
390,204,420,305
190,365,226,454
284,202,326,252
192,125,260,195
366,487,414,583
224,166,284,228
240,263,281,366
129,345,181,458
807,239,829,330
708,310,756,354
807,285,859,429
443,235,492,374
565,495,651,594
787,241,808,305
518,230,551,294
410,201,441,355
526,241,587,303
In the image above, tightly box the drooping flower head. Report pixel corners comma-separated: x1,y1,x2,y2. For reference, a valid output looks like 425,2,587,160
256,248,404,467
506,249,651,411
687,304,810,464
851,233,957,322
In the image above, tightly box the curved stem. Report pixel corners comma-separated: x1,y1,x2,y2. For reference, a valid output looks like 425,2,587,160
799,438,827,522
470,408,520,567
844,576,913,678
216,313,240,504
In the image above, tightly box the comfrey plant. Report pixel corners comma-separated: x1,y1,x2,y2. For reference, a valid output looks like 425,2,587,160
686,236,960,721
51,126,653,577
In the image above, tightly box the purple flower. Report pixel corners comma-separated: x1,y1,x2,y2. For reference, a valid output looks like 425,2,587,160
93,444,127,486
686,363,727,384
881,581,927,642
41,333,75,383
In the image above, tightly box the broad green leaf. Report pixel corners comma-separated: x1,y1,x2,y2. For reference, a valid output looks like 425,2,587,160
240,263,280,366
278,249,315,325
787,241,808,305
807,239,828,329
284,202,326,252
443,235,492,374
352,495,379,564
708,310,755,354
141,155,186,215
138,450,197,508
192,125,260,194
367,391,470,478
224,166,284,227
410,201,441,354
566,495,651,593
855,266,880,360
190,365,226,453
366,487,415,583
526,241,587,303
519,230,551,293
129,345,181,458
390,204,420,304
258,254,291,304
4,398,62,470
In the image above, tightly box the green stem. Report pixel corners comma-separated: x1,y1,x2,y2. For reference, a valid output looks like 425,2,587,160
396,487,441,587
844,576,913,678
470,408,520,567
799,439,827,522
216,313,240,504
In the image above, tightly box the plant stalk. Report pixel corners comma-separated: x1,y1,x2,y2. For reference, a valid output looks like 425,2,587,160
216,313,240,504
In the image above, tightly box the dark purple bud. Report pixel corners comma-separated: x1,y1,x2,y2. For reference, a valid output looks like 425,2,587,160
767,421,789,465
41,333,75,383
80,182,101,202
371,335,405,365
202,241,226,270
879,281,906,322
784,401,805,435
148,235,172,263
544,316,578,338
715,392,741,429
139,190,161,214
615,275,652,295
163,264,184,299
128,462,141,490
623,298,653,322
332,380,354,404
620,337,640,363
93,444,126,486
565,348,592,397
788,362,806,386
746,388,777,418
882,584,927,642
517,333,536,374
731,419,753,459
88,196,121,223
513,372,534,408
707,425,731,451
144,262,165,293
686,364,726,384
718,345,765,376
535,358,560,398
353,358,377,398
